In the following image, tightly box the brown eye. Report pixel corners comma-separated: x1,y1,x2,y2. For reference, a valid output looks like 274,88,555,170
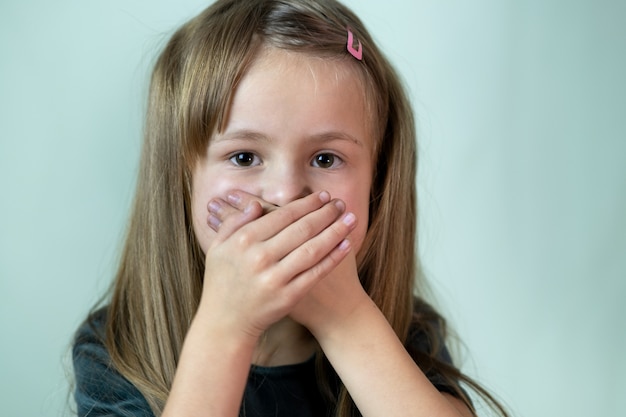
313,153,338,169
229,152,259,167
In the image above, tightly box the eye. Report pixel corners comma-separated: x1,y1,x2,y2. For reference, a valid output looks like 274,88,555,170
312,153,343,169
229,152,260,167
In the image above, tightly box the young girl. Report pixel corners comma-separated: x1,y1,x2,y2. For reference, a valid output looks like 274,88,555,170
73,1,508,416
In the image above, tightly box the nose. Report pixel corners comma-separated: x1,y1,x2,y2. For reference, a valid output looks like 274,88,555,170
260,165,312,207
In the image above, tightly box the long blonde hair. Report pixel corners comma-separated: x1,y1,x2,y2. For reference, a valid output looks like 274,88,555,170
102,1,507,416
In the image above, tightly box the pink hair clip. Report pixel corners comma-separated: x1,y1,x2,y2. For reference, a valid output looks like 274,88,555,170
346,28,363,61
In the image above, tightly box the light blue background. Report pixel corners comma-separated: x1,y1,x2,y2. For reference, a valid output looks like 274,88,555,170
1,1,624,416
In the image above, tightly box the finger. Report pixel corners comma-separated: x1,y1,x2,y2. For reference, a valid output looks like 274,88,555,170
278,236,353,307
226,190,278,215
209,191,279,233
234,191,332,242
265,199,348,260
207,198,248,231
276,210,357,280
208,199,264,244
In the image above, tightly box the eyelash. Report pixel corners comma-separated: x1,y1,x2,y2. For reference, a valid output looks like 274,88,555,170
228,152,261,167
227,152,344,169
311,153,343,169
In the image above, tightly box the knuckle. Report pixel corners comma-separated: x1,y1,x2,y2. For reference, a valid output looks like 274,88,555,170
281,207,301,225
295,219,317,238
328,222,346,240
235,230,253,247
250,248,272,269
299,240,324,262
303,262,325,282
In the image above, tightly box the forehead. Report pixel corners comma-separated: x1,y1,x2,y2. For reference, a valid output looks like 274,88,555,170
250,45,360,78
220,47,377,152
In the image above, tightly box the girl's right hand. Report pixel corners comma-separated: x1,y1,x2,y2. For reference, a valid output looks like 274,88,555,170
197,190,356,344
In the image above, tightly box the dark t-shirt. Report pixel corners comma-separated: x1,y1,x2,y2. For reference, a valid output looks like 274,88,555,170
72,307,458,417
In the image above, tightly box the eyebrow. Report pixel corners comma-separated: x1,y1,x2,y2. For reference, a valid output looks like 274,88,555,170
214,129,364,147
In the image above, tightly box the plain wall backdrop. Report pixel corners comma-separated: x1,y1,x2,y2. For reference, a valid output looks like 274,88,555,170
1,1,624,416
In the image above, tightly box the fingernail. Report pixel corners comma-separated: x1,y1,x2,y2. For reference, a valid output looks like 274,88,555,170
208,200,221,213
342,212,356,227
338,239,351,251
334,199,346,212
208,214,221,230
227,193,241,205
319,191,330,203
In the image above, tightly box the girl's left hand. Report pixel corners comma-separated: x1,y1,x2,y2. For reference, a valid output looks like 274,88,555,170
207,191,372,337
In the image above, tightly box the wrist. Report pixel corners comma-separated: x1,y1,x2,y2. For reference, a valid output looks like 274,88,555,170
190,301,260,353
306,291,376,344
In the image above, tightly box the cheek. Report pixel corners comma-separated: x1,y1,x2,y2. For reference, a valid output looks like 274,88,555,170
191,169,262,253
350,219,369,255
190,183,215,255
341,190,371,255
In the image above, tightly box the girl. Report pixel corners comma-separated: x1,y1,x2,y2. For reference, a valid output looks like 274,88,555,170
73,1,508,416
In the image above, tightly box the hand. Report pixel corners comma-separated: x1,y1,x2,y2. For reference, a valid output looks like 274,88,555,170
199,190,356,342
289,249,370,339
206,191,370,339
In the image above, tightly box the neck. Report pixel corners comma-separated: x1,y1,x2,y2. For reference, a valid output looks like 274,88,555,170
252,318,317,367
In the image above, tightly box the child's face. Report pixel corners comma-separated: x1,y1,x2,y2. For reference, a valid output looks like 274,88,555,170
191,47,374,255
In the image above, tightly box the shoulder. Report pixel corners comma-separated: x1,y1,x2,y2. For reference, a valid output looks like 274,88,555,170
72,308,111,381
72,307,154,417
73,308,107,352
